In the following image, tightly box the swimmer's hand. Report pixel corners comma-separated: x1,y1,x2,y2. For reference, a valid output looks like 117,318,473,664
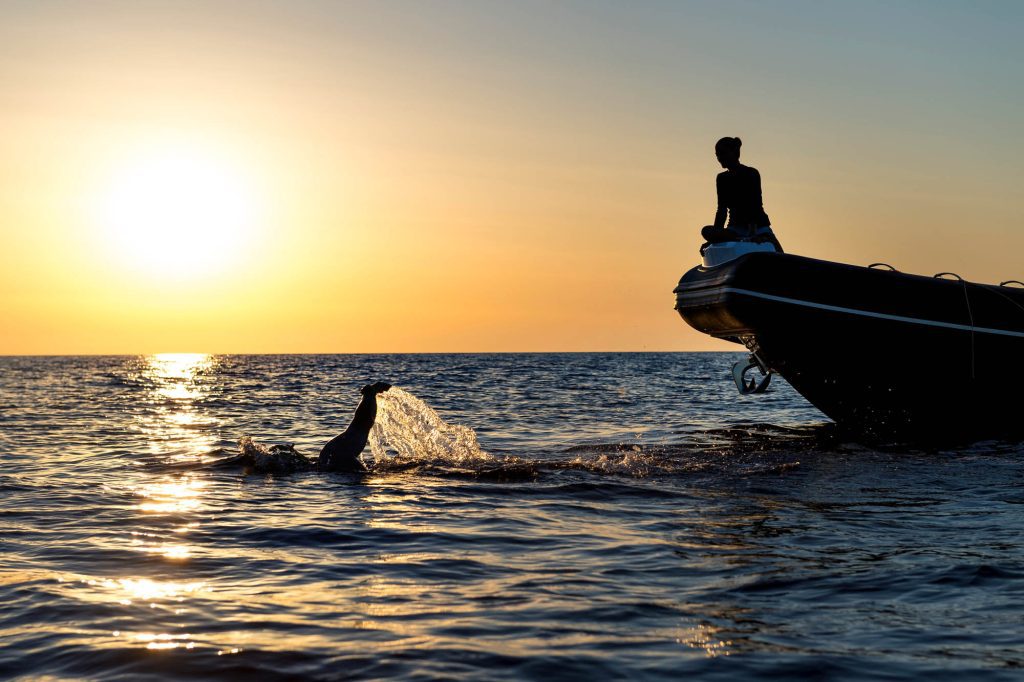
361,381,392,395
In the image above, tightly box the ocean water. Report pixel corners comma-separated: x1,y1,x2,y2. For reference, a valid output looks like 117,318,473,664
2,353,1023,681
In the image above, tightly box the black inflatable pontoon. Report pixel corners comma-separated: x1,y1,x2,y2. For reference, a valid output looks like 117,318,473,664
674,251,1024,439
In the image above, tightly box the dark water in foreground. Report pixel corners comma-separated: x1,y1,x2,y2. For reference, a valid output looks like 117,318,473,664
2,353,1023,681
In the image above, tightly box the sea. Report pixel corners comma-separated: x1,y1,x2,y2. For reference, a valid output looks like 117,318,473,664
2,353,1023,681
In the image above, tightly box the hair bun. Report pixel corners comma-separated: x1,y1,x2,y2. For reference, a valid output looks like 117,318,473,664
716,136,742,151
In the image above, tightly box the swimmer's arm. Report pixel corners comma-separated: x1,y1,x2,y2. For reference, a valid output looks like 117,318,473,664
346,393,378,433
346,382,391,433
714,174,727,229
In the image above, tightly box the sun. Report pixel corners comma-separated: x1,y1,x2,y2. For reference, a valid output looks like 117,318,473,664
95,144,264,279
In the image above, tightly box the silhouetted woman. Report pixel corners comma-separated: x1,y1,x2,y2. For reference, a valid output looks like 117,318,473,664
701,137,782,252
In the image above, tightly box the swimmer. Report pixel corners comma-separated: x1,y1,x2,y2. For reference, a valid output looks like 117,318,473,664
317,381,392,472
208,381,392,474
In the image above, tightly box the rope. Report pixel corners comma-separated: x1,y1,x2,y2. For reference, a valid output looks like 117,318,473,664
961,279,975,380
960,280,1024,381
934,272,975,380
980,284,1024,317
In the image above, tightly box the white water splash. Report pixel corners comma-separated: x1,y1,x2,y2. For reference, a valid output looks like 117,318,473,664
237,436,311,474
368,387,491,465
567,450,667,477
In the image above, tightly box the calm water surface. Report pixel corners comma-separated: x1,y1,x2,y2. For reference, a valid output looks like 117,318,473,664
2,353,1023,680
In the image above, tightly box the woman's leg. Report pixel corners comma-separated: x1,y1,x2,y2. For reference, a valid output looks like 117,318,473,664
701,225,734,243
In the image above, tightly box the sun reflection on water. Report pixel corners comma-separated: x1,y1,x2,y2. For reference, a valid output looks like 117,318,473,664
124,532,193,560
149,352,210,381
135,478,206,513
107,577,205,604
69,575,207,611
132,353,221,460
134,632,197,650
111,354,223,628
59,572,253,654
677,623,734,657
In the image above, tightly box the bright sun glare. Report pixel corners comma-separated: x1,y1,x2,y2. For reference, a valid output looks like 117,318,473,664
95,145,262,279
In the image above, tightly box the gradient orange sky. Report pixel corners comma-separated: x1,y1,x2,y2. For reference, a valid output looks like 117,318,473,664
3,1,1023,354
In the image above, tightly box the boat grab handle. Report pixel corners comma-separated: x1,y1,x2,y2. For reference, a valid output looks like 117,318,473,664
1000,280,1024,288
934,272,964,281
868,263,899,271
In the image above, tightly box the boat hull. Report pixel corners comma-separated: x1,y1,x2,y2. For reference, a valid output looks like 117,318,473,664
674,253,1024,440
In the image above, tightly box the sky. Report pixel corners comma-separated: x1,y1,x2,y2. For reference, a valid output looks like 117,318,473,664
2,0,1023,354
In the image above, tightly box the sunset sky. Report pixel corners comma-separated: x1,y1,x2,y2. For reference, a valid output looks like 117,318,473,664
3,1,1023,354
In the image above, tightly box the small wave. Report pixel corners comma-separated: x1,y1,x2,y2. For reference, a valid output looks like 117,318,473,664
195,437,313,475
556,448,801,479
563,449,674,477
0,474,34,492
176,404,812,482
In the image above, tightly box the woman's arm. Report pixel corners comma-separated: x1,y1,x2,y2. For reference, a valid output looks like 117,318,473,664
714,173,727,228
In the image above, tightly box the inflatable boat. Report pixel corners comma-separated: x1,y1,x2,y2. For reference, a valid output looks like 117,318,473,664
674,244,1024,439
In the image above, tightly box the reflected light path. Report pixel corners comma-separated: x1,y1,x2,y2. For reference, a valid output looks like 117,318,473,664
677,623,734,657
135,478,206,514
108,354,224,652
131,353,220,462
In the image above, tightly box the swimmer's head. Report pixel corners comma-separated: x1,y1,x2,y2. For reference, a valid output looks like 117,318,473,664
715,136,741,168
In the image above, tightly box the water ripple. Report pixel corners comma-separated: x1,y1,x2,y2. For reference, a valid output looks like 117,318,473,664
2,353,1023,680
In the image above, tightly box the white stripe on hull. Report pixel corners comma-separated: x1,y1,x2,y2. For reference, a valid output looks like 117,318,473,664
676,286,1024,339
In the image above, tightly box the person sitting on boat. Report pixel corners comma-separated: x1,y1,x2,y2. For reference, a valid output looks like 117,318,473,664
701,137,782,253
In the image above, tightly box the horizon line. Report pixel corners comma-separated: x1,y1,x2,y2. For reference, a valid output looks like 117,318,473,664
0,349,737,358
